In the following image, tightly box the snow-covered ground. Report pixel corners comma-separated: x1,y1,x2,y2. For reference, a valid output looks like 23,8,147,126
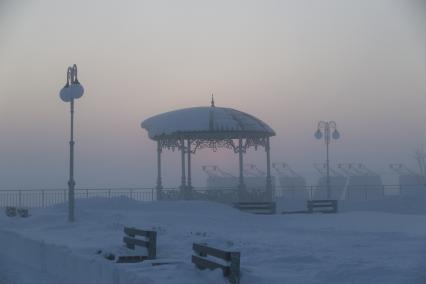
1,197,426,284
0,254,64,284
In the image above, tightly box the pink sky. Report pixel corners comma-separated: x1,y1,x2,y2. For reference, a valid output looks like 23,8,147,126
0,0,425,188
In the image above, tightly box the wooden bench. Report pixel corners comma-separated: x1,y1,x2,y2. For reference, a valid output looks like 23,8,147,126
5,207,16,217
17,208,29,217
307,200,338,213
192,243,240,284
5,207,29,217
118,227,157,263
233,202,276,214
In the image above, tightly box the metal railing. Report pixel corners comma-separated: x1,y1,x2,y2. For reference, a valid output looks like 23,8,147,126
274,184,425,200
1,184,425,208
0,187,160,208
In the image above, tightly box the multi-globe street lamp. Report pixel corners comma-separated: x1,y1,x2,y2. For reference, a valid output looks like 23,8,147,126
315,121,340,199
59,64,84,222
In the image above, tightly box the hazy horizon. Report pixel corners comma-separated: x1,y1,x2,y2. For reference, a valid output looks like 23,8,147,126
1,0,426,189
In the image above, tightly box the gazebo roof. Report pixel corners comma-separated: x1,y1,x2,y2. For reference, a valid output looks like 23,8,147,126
141,105,275,140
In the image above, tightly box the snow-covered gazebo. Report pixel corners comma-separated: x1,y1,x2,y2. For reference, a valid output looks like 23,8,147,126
141,97,276,201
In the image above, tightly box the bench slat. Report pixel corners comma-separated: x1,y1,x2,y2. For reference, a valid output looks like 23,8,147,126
193,243,232,261
124,227,151,237
123,236,149,248
192,255,228,272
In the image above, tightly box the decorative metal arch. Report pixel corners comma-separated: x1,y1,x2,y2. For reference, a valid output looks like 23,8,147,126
143,102,275,202
157,136,268,153
153,133,273,202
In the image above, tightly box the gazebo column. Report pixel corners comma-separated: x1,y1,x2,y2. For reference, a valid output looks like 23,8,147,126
187,139,192,199
179,137,186,199
156,140,163,200
265,137,273,201
238,138,245,201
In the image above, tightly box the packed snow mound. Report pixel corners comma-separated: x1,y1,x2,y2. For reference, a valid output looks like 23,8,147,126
47,197,243,220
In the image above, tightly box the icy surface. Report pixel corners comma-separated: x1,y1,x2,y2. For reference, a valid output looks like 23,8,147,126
141,106,274,138
1,197,426,283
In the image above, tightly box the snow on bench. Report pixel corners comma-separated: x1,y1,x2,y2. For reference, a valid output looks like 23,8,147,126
233,202,276,214
192,243,240,284
307,200,338,213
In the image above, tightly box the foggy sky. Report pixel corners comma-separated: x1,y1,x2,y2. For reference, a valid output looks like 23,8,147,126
1,0,426,189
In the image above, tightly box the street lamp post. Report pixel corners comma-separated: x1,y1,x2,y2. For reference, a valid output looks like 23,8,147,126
59,64,84,222
315,121,340,199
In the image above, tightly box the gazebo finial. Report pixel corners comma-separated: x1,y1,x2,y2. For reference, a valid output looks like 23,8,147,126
211,94,215,107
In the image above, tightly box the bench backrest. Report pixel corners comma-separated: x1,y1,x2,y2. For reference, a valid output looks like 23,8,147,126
192,243,240,284
123,227,157,259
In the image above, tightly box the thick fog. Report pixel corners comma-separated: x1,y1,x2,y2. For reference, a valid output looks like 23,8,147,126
0,0,425,189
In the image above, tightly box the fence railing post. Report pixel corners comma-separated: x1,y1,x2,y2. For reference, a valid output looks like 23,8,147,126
42,190,45,208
